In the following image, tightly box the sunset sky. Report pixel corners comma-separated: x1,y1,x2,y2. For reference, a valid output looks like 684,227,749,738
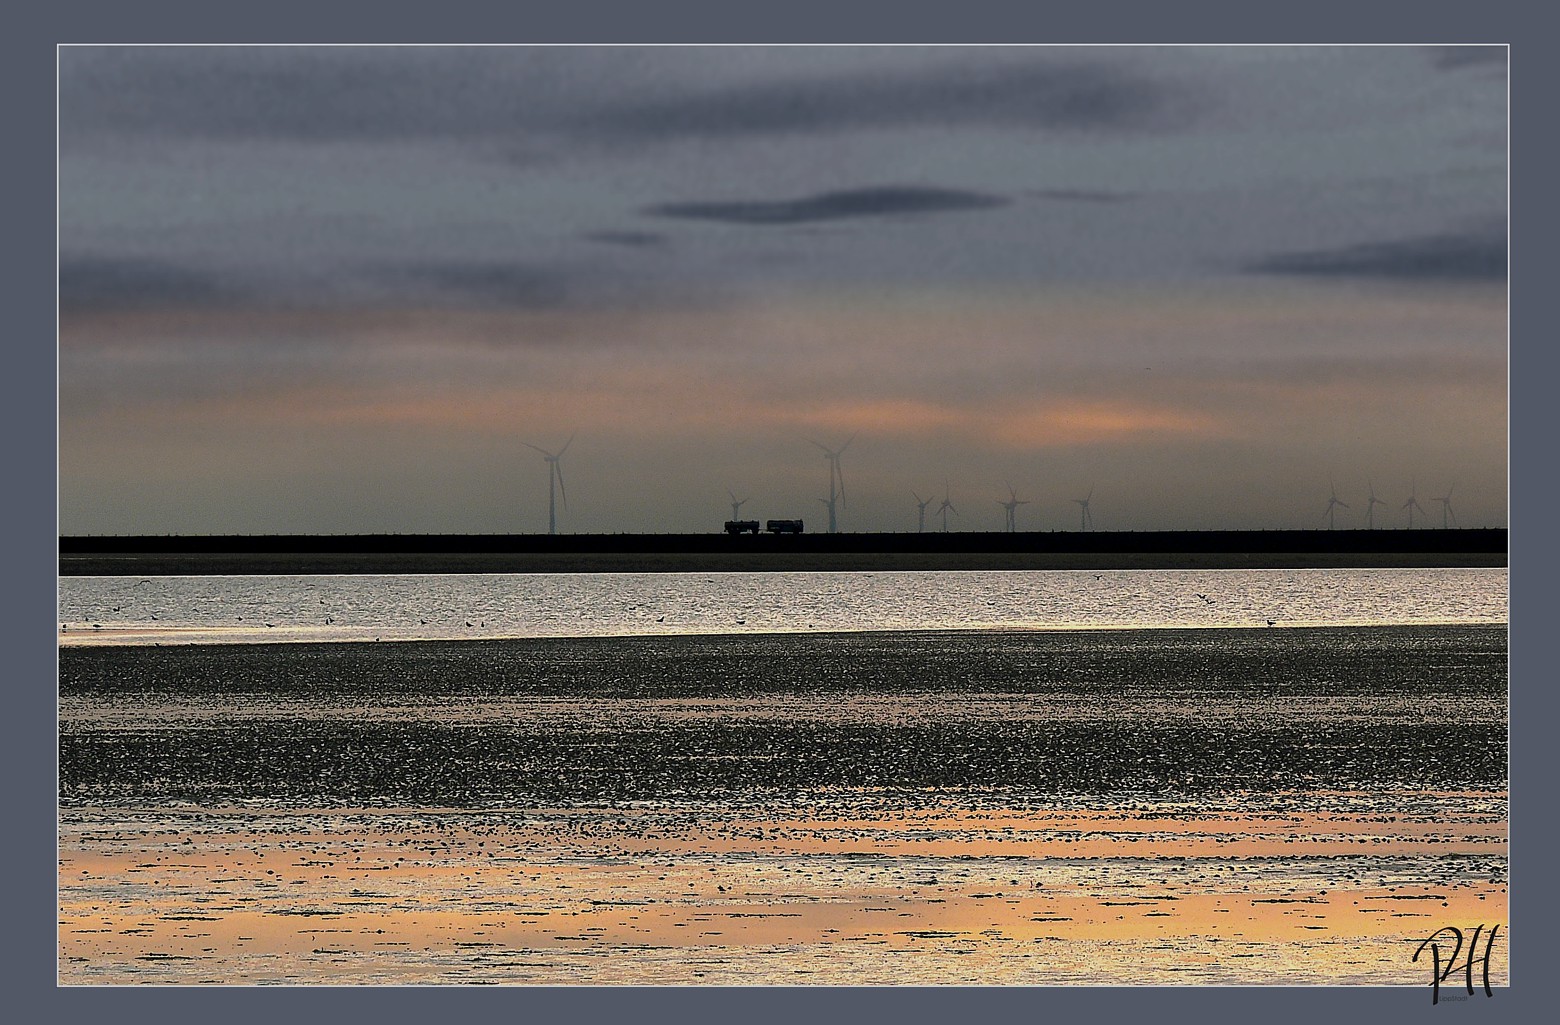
58,44,1507,535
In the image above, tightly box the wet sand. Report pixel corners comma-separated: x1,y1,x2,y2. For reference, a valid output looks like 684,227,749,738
59,797,1506,985
59,628,1508,985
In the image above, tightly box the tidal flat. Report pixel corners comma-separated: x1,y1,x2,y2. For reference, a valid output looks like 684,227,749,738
58,627,1508,985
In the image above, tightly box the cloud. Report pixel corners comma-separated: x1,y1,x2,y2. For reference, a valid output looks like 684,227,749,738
1026,188,1137,203
59,251,654,315
645,186,1010,226
59,254,244,313
59,48,1194,150
578,59,1195,143
1245,227,1507,283
582,230,668,248
59,47,526,143
1426,46,1508,72
376,260,579,308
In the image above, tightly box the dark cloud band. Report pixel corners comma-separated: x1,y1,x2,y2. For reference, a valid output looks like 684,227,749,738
582,231,668,248
60,48,1193,149
1427,46,1508,72
1247,228,1507,283
646,186,1010,226
59,255,242,312
581,59,1190,143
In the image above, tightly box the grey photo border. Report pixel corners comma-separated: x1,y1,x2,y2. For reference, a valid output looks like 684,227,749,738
17,0,1550,1020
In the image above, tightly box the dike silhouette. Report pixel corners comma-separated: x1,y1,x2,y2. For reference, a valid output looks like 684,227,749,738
60,528,1507,576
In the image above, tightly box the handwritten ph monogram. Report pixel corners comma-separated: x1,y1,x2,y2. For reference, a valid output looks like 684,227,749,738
1412,924,1500,1004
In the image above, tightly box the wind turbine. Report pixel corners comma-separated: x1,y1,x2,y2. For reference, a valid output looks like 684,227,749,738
997,482,1030,533
1433,484,1457,528
522,434,573,535
1402,478,1427,529
1322,481,1349,530
1073,486,1095,532
911,490,934,533
808,434,855,534
727,490,749,521
1365,480,1387,530
936,484,958,533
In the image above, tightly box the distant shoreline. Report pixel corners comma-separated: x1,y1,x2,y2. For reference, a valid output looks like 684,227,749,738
59,529,1508,575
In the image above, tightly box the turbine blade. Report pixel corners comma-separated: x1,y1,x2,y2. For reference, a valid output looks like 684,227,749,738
521,442,552,457
558,433,576,457
839,433,856,455
555,463,568,509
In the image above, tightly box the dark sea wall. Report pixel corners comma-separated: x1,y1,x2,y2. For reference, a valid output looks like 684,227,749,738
59,529,1508,575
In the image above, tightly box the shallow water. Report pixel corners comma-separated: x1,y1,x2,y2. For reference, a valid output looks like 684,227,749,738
58,567,1508,646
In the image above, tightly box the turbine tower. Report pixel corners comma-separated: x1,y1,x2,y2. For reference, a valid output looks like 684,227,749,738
1433,484,1457,528
809,434,855,534
522,434,573,535
912,490,934,533
1322,481,1350,531
997,482,1029,533
1402,479,1427,529
1073,486,1095,532
727,490,749,521
936,484,958,533
1365,480,1387,530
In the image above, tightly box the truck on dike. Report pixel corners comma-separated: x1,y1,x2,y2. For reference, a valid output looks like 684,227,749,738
723,519,805,534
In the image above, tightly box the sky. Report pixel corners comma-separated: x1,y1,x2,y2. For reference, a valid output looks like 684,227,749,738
57,44,1508,535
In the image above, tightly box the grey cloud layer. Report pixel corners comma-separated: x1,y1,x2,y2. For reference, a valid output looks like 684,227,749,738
1427,46,1508,72
575,60,1194,142
645,186,1011,225
1027,189,1138,204
1248,226,1507,282
60,252,630,315
59,47,1194,149
582,231,668,248
59,255,245,311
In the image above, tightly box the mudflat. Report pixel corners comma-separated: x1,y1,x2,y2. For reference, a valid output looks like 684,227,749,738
59,627,1508,984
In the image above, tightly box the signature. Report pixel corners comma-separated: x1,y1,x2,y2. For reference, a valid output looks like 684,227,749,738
1412,924,1500,1005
